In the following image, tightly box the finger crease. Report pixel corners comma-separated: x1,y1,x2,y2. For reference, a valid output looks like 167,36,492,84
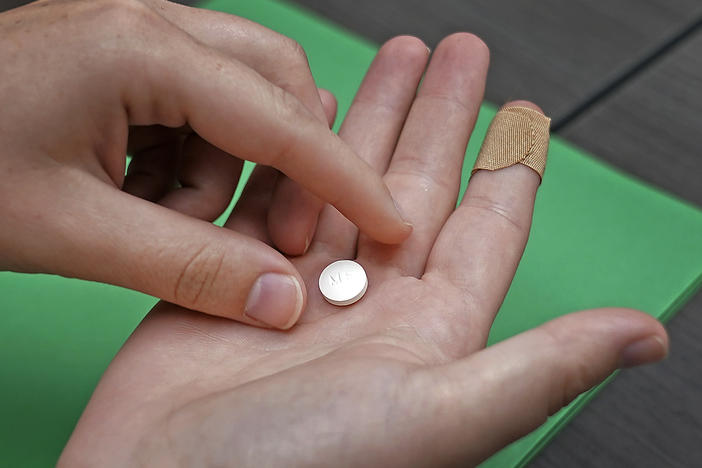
459,195,527,233
415,93,474,115
173,244,209,305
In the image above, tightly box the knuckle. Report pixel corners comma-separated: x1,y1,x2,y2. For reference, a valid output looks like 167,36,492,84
264,85,317,166
558,359,592,412
273,37,312,82
268,125,299,168
88,0,170,47
93,0,156,23
538,325,596,415
89,0,190,126
136,0,169,8
266,37,319,114
282,37,309,64
173,244,226,309
78,0,167,56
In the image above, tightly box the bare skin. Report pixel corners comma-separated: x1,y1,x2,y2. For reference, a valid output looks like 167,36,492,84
59,34,668,467
0,0,410,330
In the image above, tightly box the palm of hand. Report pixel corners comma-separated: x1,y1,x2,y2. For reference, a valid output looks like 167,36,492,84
60,35,666,468
69,256,479,467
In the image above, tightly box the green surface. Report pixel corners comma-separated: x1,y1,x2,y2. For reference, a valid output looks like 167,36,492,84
1,0,702,466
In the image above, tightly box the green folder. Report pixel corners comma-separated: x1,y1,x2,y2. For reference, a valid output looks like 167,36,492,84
2,0,701,466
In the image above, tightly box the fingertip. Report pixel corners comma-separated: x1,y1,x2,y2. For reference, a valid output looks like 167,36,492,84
619,334,668,368
592,307,668,341
317,88,338,128
391,195,414,240
368,196,414,245
380,221,414,245
608,308,669,366
435,32,490,69
243,271,306,330
502,100,544,114
267,181,322,256
379,35,430,61
547,307,670,368
267,210,316,256
623,307,669,346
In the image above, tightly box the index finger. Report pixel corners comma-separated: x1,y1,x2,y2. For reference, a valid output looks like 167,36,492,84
123,15,411,244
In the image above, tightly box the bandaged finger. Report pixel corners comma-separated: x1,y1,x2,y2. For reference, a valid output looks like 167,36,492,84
472,106,551,180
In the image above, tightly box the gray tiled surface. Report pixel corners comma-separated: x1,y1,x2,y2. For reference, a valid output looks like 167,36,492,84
290,0,702,122
562,31,702,207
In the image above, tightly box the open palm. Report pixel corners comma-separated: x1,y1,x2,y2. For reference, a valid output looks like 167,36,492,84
60,34,667,467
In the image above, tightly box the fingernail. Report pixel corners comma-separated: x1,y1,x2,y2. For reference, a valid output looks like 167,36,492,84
618,335,668,368
303,231,312,254
392,196,413,229
245,273,303,330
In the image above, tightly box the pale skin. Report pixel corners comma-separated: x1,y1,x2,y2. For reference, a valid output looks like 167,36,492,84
51,25,669,468
0,0,410,330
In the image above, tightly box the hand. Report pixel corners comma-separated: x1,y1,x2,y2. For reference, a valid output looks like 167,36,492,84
59,34,668,467
0,0,409,328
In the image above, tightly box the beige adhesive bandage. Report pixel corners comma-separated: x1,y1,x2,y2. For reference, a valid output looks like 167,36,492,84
472,106,551,180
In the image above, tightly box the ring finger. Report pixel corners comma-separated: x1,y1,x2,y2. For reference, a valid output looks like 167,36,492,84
424,101,546,347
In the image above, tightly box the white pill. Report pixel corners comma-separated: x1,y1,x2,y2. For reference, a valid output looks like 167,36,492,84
318,260,368,306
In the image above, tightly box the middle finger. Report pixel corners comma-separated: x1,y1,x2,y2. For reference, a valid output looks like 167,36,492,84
357,33,489,278
309,36,430,258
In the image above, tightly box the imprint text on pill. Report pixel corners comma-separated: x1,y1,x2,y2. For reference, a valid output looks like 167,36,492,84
318,260,368,306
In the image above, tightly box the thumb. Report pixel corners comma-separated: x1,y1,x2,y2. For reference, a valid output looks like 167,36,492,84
21,174,305,330
424,308,668,465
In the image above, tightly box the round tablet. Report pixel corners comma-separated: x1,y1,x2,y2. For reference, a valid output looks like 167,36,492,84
318,260,368,306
